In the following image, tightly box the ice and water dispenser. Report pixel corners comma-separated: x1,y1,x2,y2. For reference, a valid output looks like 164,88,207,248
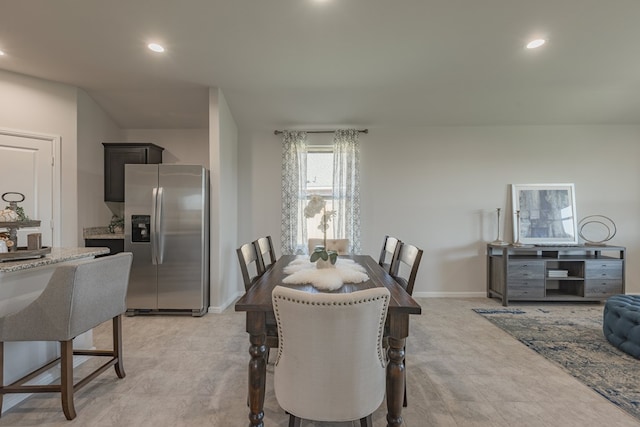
131,215,150,242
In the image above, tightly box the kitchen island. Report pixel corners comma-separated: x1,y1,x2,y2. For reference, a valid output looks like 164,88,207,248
0,247,110,413
0,246,110,273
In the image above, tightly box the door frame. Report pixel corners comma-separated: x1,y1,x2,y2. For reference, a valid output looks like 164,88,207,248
0,128,61,247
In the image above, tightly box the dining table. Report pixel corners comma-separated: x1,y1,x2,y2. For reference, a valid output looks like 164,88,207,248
234,254,422,427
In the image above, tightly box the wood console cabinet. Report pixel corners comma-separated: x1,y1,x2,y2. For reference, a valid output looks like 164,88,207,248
486,244,625,306
103,143,164,202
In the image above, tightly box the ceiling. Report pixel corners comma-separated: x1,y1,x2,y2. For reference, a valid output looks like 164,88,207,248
2,0,640,130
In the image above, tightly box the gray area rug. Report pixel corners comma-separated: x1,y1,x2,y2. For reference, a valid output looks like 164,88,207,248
473,305,640,421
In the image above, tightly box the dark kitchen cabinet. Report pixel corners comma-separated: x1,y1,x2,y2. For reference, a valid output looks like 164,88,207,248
103,143,164,202
84,238,124,257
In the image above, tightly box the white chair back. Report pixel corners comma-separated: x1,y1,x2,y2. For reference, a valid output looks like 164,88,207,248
272,286,389,422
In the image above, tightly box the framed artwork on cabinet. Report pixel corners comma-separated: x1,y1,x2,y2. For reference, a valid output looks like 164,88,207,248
511,183,578,245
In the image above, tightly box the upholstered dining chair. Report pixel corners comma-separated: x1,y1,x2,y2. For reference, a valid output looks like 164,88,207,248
0,252,133,420
272,286,390,427
378,235,402,274
307,238,350,255
236,241,279,359
254,235,276,275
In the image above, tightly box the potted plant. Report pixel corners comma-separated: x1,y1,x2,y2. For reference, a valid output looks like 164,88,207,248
304,195,337,268
108,215,124,234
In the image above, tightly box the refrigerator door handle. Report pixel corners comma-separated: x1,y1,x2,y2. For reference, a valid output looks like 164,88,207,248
151,187,159,265
156,187,164,264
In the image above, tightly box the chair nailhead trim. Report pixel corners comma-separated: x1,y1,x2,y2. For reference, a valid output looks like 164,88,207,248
272,293,390,367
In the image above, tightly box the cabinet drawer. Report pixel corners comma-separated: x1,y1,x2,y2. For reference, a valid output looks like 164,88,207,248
585,261,623,280
508,282,545,298
584,279,623,298
507,261,544,280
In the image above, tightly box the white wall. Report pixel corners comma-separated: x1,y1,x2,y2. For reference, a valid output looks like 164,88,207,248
0,71,232,313
209,88,240,311
5,67,638,303
121,129,209,166
0,70,78,246
239,125,640,297
77,90,123,243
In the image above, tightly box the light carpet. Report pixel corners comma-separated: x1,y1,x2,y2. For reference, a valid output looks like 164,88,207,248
473,305,640,422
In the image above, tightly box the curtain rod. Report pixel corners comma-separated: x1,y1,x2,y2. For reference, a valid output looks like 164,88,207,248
273,129,368,135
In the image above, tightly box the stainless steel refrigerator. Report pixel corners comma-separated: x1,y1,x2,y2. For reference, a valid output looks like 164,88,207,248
124,164,209,316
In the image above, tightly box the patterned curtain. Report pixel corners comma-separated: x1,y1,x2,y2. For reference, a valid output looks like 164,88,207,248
332,129,361,254
281,131,308,255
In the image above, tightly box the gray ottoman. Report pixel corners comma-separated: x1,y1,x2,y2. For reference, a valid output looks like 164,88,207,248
603,295,640,359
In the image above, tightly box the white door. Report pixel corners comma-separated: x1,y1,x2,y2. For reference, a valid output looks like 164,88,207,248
0,129,59,247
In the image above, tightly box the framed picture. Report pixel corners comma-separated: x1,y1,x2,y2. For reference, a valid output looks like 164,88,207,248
511,183,578,245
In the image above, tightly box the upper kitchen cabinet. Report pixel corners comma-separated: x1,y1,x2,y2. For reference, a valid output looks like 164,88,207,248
103,143,164,202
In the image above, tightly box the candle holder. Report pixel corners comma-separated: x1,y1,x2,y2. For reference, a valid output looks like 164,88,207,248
512,210,528,247
491,208,508,246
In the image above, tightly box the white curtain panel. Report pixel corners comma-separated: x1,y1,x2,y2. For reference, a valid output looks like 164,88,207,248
333,129,362,254
280,131,308,255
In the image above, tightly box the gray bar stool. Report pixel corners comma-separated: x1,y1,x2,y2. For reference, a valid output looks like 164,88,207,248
0,252,133,420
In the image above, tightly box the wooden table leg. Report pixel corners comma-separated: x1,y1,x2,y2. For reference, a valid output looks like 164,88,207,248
386,313,409,427
247,312,267,427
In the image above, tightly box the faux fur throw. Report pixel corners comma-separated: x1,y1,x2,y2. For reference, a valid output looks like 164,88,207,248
282,256,369,291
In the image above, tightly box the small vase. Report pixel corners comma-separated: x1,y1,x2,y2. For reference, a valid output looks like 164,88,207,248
315,258,335,269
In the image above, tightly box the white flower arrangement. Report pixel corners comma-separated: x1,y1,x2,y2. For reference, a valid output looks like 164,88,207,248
0,209,19,222
304,195,338,265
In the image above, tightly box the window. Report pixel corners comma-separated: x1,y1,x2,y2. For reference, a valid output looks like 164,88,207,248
281,129,361,255
305,146,335,241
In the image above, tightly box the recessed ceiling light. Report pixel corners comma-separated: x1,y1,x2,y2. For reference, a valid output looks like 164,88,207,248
526,39,546,49
0,50,5,56
148,43,165,53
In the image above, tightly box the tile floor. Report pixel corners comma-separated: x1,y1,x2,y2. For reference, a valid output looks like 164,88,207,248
0,298,638,426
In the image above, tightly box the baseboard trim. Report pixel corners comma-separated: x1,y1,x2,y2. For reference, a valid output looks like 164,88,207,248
208,290,244,314
412,291,487,298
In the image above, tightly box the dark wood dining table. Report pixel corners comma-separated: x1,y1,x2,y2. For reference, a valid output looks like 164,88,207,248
234,254,422,427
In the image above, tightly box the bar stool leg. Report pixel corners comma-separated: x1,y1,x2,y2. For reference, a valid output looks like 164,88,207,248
60,340,76,420
0,342,4,416
113,316,126,378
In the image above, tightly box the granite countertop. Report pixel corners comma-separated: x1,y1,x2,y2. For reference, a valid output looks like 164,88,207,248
83,226,124,240
0,247,110,273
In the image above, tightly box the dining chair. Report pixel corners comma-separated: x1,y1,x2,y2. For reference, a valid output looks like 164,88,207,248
254,235,276,275
387,241,423,407
378,235,401,274
307,238,350,255
0,252,133,420
236,241,279,358
237,242,263,292
390,242,423,296
272,286,390,427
